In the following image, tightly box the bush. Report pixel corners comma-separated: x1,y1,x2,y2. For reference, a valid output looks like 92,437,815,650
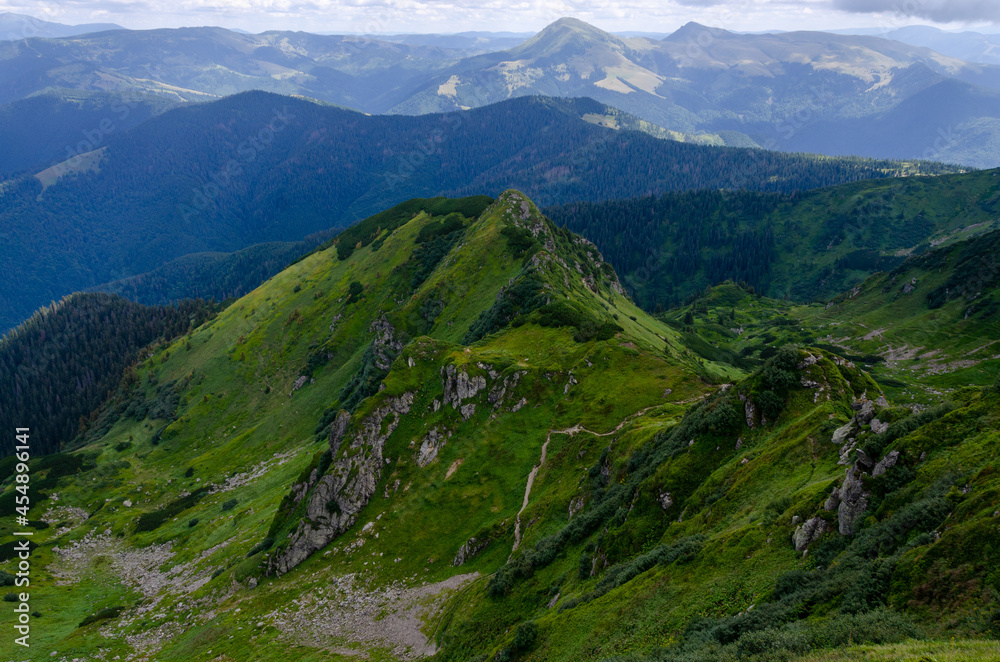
3,592,17,602
188,518,199,527
184,467,194,478
79,606,124,628
221,499,238,512
247,537,274,558
347,281,364,303
135,487,209,533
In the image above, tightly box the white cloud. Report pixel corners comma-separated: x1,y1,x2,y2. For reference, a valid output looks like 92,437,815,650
0,0,995,33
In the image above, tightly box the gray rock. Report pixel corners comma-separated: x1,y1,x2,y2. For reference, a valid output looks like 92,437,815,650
269,391,415,575
832,420,855,446
856,400,876,425
441,365,487,409
417,428,446,467
453,537,490,566
792,516,829,552
838,461,869,536
745,400,756,428
855,449,873,469
658,492,673,511
823,485,840,511
328,410,351,454
871,450,900,477
370,316,403,371
870,418,890,435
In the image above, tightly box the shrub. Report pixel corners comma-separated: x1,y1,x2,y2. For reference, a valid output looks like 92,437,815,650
79,606,124,628
135,487,209,533
221,499,238,512
3,593,17,602
247,537,274,558
184,467,194,478
347,281,364,303
188,519,199,527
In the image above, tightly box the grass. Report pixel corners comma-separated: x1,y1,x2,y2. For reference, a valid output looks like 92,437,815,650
795,639,1000,661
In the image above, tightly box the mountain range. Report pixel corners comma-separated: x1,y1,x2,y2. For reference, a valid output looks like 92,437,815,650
3,15,1000,661
3,17,1000,166
0,186,997,660
0,12,122,41
0,91,947,332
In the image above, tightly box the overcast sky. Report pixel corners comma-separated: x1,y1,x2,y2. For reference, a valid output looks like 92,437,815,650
4,0,999,34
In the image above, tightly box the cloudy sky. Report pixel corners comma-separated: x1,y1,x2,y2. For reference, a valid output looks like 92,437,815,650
5,0,999,34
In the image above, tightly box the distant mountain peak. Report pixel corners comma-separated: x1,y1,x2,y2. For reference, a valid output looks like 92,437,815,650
664,21,733,42
510,16,623,59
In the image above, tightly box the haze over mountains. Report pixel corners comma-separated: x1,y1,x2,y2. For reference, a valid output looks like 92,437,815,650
3,16,1000,167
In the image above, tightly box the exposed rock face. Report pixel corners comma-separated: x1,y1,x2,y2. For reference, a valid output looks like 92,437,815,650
269,392,415,575
370,316,404,371
744,399,757,428
838,458,869,536
823,485,840,512
441,365,487,409
328,410,351,454
870,418,890,435
872,450,900,477
792,516,829,552
856,400,876,425
453,536,490,566
417,428,449,467
831,420,855,447
658,492,673,511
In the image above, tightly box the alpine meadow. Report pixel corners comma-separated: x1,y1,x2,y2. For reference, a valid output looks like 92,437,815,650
1,8,999,662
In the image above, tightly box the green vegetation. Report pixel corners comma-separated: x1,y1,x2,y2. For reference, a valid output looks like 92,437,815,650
545,170,1000,309
1,190,997,662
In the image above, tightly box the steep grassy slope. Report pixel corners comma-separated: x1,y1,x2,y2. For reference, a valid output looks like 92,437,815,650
2,193,998,662
0,191,723,660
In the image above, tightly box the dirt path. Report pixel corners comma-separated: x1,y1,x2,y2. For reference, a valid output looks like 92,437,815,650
510,404,664,553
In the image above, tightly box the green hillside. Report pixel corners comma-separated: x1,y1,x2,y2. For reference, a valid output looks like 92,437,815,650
1,192,997,661
546,168,1000,310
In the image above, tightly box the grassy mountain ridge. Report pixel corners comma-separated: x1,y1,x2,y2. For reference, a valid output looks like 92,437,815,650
0,190,723,659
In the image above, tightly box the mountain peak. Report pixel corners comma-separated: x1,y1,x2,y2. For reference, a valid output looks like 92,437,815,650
511,16,623,58
664,21,733,42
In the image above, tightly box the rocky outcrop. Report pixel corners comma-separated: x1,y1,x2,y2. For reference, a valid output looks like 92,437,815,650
441,365,486,409
328,410,351,454
416,427,450,467
837,461,868,536
269,392,415,575
792,516,829,552
453,536,490,566
744,398,756,428
872,450,900,477
370,316,404,371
